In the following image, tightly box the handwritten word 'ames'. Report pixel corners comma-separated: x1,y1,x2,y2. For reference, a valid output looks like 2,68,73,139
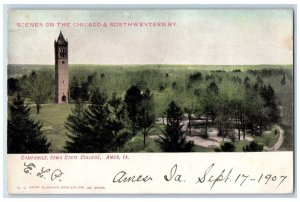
112,171,153,183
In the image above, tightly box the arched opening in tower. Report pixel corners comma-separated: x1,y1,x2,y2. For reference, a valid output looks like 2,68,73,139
62,95,67,102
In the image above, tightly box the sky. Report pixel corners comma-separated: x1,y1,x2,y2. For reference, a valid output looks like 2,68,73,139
8,9,293,65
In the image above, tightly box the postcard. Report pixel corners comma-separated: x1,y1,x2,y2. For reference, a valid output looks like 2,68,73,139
6,9,294,194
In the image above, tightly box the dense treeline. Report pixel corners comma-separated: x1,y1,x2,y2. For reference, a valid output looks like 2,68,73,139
63,79,281,152
7,65,293,152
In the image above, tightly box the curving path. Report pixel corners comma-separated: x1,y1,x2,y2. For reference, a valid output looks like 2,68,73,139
264,125,284,151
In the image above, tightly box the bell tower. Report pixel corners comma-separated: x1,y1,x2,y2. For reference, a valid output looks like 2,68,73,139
54,31,69,103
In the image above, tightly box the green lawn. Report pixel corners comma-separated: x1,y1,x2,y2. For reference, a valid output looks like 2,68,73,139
232,140,251,152
231,128,279,152
121,134,161,152
30,104,74,152
254,127,279,148
192,145,215,152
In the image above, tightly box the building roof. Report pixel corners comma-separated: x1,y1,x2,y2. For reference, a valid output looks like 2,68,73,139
56,31,68,45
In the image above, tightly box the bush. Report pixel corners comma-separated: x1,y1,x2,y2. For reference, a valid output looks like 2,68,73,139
159,83,165,91
243,141,264,152
189,72,202,82
215,142,235,152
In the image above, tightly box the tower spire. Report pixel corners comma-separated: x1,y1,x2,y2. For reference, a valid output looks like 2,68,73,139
56,31,68,45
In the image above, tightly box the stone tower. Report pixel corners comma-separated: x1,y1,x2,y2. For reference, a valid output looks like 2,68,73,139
54,31,69,103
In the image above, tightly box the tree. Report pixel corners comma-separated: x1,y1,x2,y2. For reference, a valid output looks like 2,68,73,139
201,81,219,134
171,82,178,89
184,106,194,136
259,84,280,123
8,94,50,153
244,89,267,136
108,93,131,151
243,141,264,152
207,81,219,95
214,142,235,152
64,98,85,146
281,74,286,85
214,95,232,139
70,77,81,101
260,85,276,107
189,72,202,82
156,101,194,152
109,92,125,121
229,98,244,140
244,76,251,88
200,94,217,138
7,77,20,96
124,85,143,136
183,93,198,136
22,71,53,114
137,88,156,146
255,107,270,135
65,90,128,152
69,73,97,101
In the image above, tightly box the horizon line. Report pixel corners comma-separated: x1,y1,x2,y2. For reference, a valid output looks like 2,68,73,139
7,63,293,66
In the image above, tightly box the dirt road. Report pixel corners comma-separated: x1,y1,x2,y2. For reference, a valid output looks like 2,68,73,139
264,125,284,151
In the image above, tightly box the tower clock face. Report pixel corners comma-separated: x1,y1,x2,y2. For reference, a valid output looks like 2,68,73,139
59,47,67,58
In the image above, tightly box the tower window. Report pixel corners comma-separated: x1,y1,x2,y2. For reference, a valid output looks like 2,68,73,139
62,61,65,64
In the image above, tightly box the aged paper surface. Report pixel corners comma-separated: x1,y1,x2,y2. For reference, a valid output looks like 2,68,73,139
6,9,294,194
7,152,293,194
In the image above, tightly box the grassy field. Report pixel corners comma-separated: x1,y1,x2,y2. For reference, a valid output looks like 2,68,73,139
255,127,279,148
30,104,74,152
232,128,279,152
